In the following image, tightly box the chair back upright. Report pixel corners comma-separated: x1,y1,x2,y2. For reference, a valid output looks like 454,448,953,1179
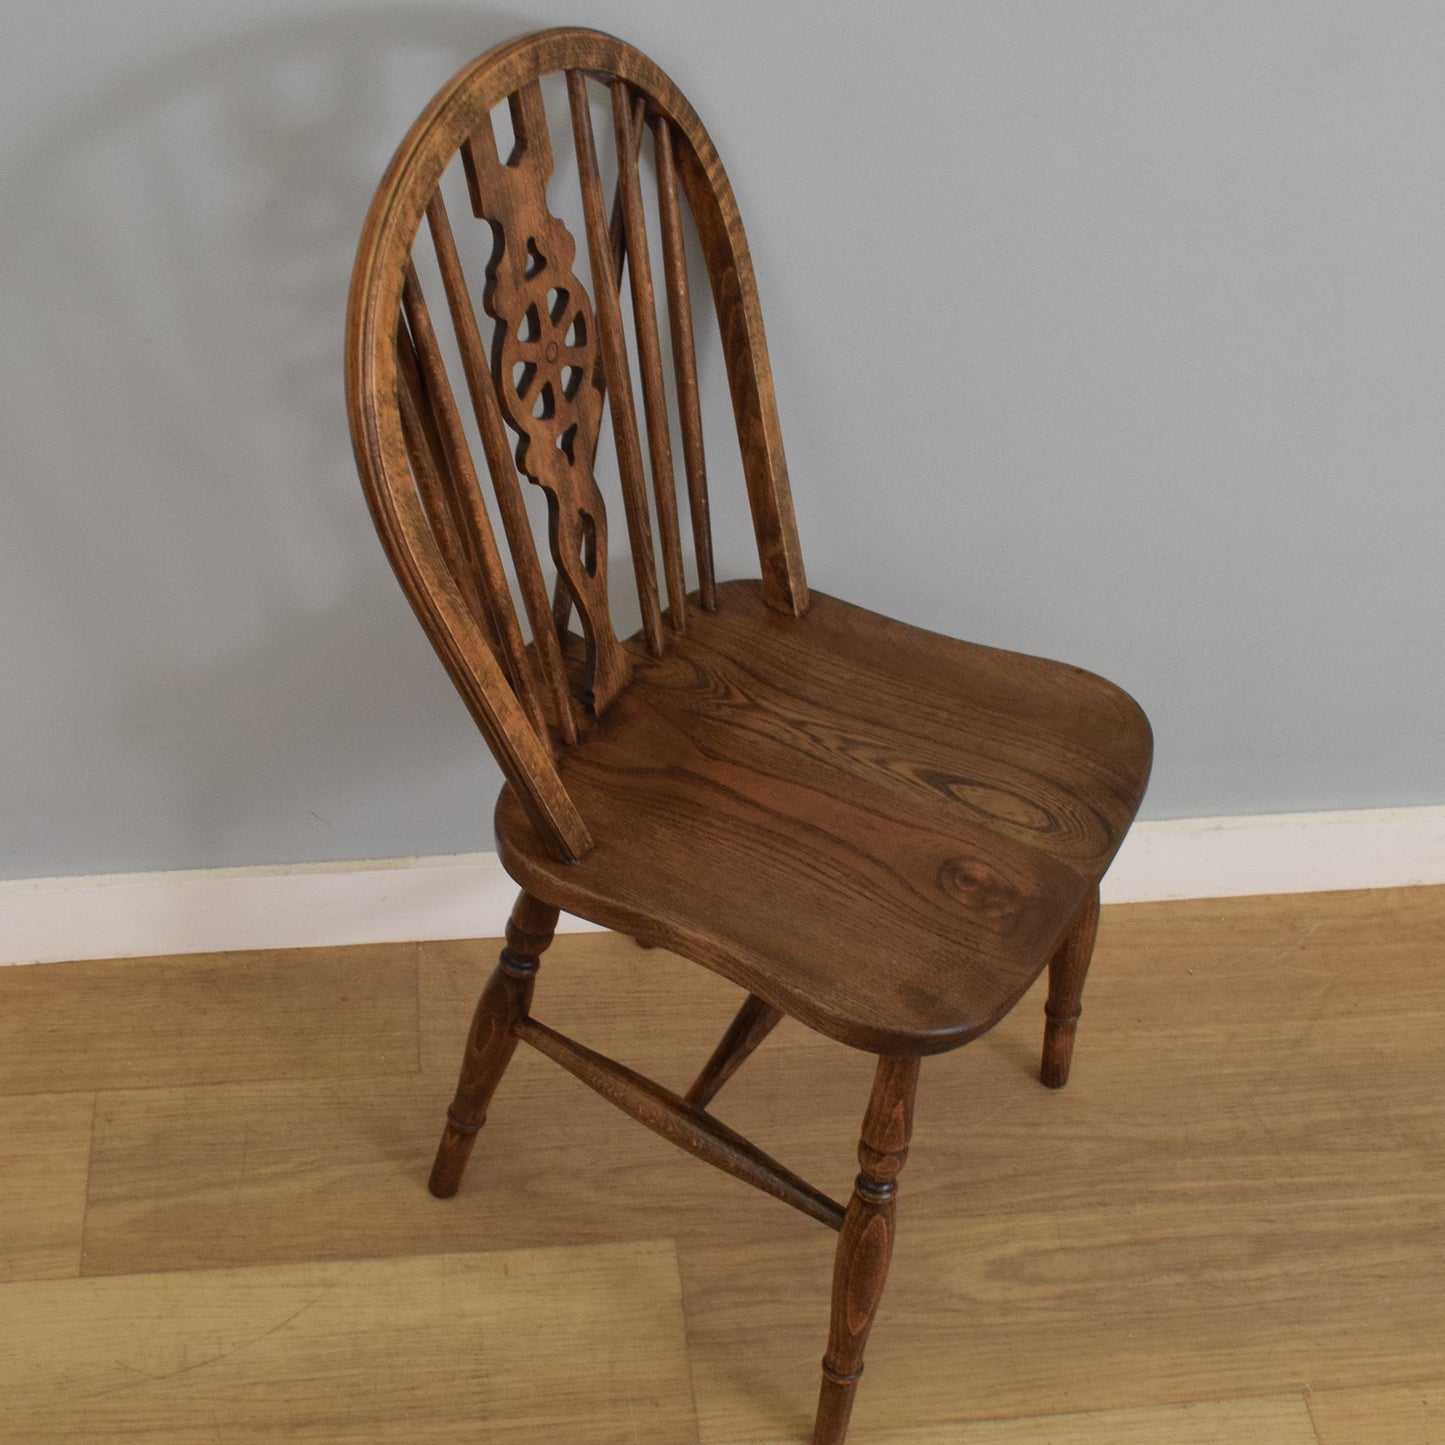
345,28,807,861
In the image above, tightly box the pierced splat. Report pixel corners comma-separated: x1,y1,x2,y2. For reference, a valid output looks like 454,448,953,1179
463,82,631,714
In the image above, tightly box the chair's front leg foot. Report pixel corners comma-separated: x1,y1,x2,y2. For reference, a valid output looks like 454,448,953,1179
1041,886,1101,1089
429,892,558,1198
814,1055,920,1445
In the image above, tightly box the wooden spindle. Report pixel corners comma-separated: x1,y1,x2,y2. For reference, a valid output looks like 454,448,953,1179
668,132,808,617
395,323,498,654
516,1016,845,1231
590,94,649,404
424,190,577,744
612,80,688,631
401,262,549,740
558,94,649,643
652,114,717,611
567,67,664,657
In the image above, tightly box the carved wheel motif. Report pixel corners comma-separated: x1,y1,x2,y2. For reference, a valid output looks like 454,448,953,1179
462,81,628,708
498,257,592,476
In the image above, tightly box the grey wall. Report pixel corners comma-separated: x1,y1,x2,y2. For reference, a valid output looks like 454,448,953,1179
3,1,1442,881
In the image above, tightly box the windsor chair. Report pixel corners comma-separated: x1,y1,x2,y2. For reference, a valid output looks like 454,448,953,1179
346,28,1152,1443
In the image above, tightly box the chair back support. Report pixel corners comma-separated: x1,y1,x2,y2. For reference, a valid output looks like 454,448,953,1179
345,29,807,862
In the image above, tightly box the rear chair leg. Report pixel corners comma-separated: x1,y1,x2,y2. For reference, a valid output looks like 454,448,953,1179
813,1055,920,1445
1040,885,1101,1089
428,891,559,1199
685,993,784,1109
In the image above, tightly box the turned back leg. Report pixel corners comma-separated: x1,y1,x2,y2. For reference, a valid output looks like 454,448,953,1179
685,993,784,1109
814,1054,920,1445
1040,885,1101,1089
429,891,558,1198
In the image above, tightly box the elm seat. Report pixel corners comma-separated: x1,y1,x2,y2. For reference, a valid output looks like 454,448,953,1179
498,582,1152,1056
345,26,1152,1443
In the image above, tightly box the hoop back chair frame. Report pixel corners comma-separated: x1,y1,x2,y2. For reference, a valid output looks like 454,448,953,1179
346,28,1151,1443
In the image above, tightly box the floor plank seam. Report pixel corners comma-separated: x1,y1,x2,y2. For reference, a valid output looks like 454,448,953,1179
74,1089,98,1281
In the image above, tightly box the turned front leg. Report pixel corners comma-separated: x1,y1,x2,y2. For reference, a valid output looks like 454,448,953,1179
1040,885,1101,1089
428,891,559,1198
814,1054,920,1445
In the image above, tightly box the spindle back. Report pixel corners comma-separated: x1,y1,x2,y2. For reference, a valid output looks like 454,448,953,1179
346,28,806,863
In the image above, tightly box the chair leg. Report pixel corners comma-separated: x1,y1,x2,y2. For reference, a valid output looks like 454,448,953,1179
428,891,559,1199
813,1055,920,1445
1040,885,1101,1089
685,993,784,1109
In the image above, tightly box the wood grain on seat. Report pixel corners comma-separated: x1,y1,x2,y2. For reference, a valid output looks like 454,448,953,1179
498,582,1151,1055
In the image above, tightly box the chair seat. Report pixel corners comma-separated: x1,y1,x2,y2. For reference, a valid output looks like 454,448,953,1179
497,581,1152,1055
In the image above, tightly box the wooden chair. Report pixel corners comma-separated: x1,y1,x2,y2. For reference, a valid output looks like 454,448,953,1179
345,28,1152,1443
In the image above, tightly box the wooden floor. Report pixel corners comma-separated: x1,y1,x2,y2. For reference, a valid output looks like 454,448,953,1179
1,886,1441,1442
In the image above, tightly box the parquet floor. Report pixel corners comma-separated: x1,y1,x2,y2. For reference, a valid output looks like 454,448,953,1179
1,886,1441,1442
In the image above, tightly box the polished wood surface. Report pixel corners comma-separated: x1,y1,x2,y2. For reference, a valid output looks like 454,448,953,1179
428,892,558,1198
816,1056,920,1443
0,886,1442,1440
652,109,716,611
400,261,553,737
424,186,580,741
1041,884,1101,1087
345,27,1154,1439
611,77,689,632
346,28,806,864
567,64,665,663
499,583,1150,1055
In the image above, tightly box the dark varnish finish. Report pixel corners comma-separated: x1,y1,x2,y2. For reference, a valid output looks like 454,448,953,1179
346,28,1152,1443
428,892,558,1199
1041,885,1102,1089
497,583,1150,1057
816,1056,919,1444
685,993,784,1109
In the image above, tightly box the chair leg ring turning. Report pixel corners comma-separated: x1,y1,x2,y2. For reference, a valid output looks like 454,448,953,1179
428,893,559,1199
813,1055,919,1444
1040,886,1101,1090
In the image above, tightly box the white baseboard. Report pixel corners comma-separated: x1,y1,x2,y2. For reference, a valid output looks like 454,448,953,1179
2,805,1441,967
0,853,602,968
1100,804,1445,904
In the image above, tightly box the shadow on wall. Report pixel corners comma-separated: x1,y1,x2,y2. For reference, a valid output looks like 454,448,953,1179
0,11,547,877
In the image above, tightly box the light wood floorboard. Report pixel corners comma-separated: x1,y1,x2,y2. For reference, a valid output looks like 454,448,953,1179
0,943,419,1094
731,1392,1320,1444
0,1090,93,1282
82,936,841,1278
0,1241,698,1442
1307,1376,1445,1444
683,888,1445,1440
2,884,1441,1441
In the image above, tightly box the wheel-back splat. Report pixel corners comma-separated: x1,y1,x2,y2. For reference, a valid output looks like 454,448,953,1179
462,81,631,715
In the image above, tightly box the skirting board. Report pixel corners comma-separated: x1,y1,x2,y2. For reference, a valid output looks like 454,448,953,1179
2,805,1442,967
